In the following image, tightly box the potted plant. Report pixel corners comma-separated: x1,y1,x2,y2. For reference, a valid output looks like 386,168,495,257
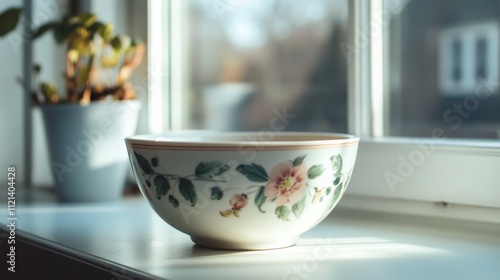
1,9,144,202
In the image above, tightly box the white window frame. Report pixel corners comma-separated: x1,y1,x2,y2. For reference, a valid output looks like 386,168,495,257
148,0,500,223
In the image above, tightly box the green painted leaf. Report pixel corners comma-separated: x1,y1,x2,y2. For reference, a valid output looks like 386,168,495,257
195,161,222,178
333,174,343,187
214,164,230,176
330,155,343,176
275,206,291,221
292,155,306,167
151,156,159,167
325,187,332,195
134,152,153,174
179,178,197,206
307,165,325,179
236,164,268,182
333,184,343,202
145,180,151,188
254,186,267,213
154,175,170,199
210,186,223,200
168,195,179,208
292,196,306,218
0,8,21,37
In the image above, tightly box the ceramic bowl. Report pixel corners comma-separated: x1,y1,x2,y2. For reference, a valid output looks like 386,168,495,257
125,131,359,250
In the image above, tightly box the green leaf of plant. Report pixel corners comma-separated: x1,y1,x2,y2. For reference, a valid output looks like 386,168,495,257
210,186,223,200
76,13,96,27
134,152,153,174
40,82,59,103
214,164,230,176
195,161,222,178
236,164,268,182
330,155,343,176
0,7,22,37
97,23,114,41
292,155,306,167
110,35,122,51
168,195,179,208
275,206,291,221
154,175,170,199
307,165,325,179
53,22,69,44
179,178,196,206
32,22,58,40
292,196,306,218
254,186,267,213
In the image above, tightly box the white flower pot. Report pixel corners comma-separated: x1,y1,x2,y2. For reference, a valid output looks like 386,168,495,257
40,100,141,202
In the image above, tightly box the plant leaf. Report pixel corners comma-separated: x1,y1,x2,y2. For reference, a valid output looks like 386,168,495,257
275,206,291,221
154,175,170,199
53,22,69,44
236,164,268,182
210,186,223,200
0,8,22,37
254,186,267,213
168,195,179,208
292,155,306,167
40,82,59,103
330,155,343,176
110,35,122,51
292,196,306,218
134,152,153,174
307,165,325,179
195,161,221,178
97,23,114,41
179,178,197,206
32,22,58,40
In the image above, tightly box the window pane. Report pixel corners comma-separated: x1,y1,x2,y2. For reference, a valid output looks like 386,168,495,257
387,0,500,139
186,0,349,132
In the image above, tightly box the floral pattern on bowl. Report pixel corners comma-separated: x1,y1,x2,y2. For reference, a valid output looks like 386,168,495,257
133,152,350,221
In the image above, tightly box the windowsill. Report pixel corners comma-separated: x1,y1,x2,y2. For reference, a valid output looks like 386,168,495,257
1,189,499,279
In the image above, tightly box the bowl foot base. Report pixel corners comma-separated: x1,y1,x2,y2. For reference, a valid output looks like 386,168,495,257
191,236,299,251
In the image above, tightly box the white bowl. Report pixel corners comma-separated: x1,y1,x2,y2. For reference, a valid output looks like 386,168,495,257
125,131,359,250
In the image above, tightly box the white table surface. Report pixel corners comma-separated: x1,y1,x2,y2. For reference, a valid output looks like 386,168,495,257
1,193,499,280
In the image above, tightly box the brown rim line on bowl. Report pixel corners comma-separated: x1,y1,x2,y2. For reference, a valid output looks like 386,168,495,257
125,131,359,250
125,132,359,151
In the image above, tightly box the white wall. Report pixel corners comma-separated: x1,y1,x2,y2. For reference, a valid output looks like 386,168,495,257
31,0,69,186
0,0,24,185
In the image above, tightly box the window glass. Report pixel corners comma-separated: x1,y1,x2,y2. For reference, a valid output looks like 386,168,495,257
186,0,349,133
387,0,500,139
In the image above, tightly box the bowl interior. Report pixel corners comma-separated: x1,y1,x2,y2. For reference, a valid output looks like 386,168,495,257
126,131,359,147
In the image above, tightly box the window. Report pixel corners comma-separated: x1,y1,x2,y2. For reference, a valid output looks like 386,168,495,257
439,21,499,96
387,0,500,139
149,0,500,222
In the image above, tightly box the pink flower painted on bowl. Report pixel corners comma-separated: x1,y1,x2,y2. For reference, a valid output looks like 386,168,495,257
220,194,248,218
265,162,308,206
230,194,248,210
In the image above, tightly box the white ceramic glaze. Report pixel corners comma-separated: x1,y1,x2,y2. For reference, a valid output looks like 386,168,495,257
125,131,359,250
